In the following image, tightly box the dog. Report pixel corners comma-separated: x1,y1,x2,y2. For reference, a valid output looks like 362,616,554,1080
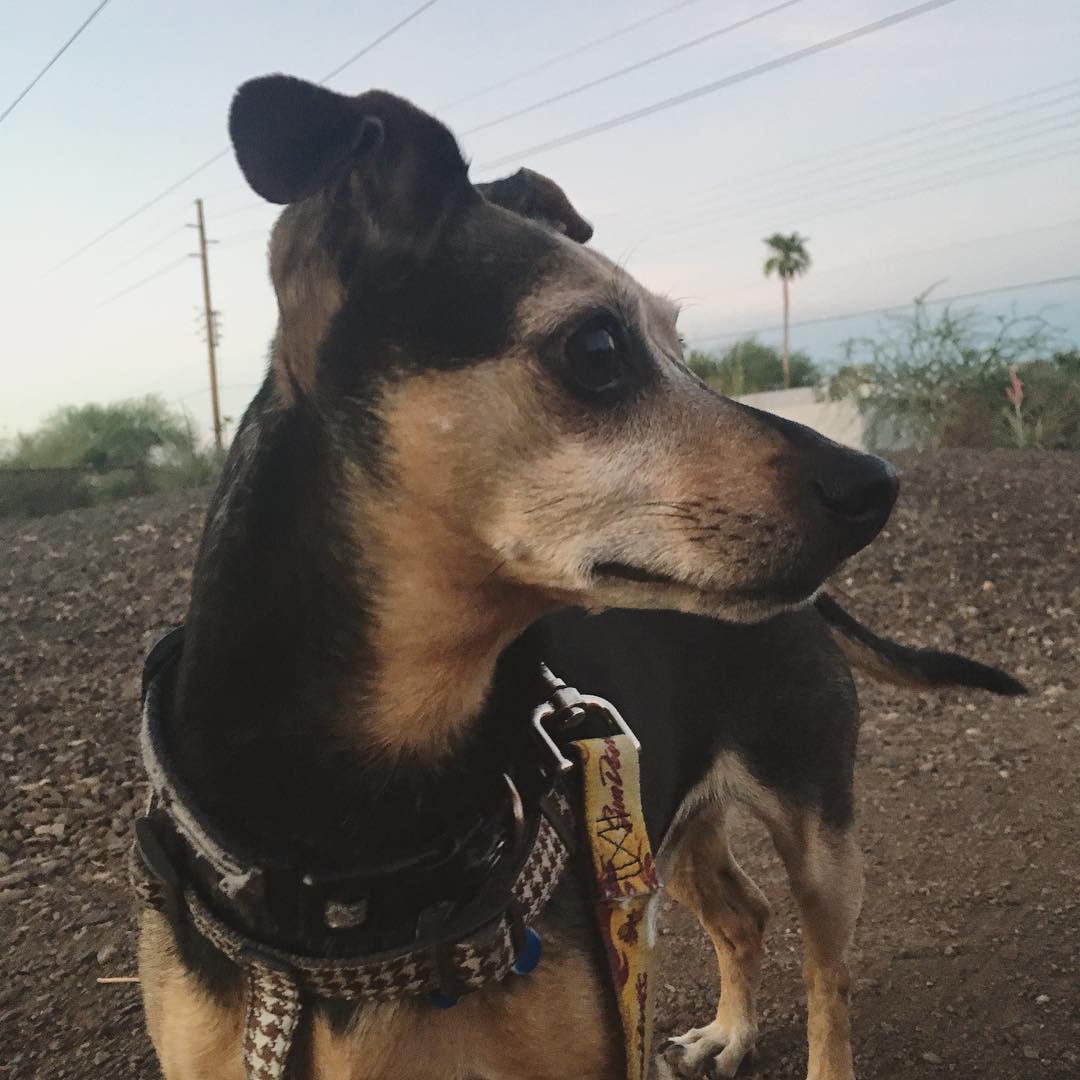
135,74,1024,1080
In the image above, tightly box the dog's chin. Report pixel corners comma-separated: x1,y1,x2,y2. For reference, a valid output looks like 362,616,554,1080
586,562,821,624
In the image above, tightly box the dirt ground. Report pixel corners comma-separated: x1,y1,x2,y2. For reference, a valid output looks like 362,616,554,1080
1,450,1077,1079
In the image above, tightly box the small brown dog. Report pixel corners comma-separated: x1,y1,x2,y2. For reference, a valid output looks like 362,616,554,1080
135,75,1022,1080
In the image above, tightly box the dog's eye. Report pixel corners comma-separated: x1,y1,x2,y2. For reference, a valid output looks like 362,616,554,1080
563,317,630,399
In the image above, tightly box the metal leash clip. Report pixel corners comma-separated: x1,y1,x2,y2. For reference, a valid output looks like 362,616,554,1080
531,662,640,775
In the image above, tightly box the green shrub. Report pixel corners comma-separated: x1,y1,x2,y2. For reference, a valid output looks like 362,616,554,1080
1,397,222,517
688,339,820,396
830,298,1079,450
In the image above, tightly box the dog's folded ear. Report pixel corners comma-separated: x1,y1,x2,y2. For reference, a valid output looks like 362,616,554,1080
476,168,593,243
229,75,471,232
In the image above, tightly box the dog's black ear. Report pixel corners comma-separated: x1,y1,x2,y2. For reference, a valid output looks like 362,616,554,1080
229,75,470,222
230,76,379,205
476,168,593,243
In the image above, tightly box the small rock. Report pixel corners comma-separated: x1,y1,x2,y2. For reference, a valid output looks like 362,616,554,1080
922,1052,943,1065
1022,1046,1039,1060
1035,994,1050,1004
96,943,117,965
78,906,113,927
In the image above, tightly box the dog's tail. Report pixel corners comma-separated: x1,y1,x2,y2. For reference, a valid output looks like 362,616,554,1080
815,593,1027,696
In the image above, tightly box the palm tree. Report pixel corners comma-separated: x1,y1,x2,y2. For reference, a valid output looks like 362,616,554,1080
763,232,812,388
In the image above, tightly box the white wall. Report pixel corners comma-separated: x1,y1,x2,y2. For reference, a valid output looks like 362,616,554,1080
736,387,868,450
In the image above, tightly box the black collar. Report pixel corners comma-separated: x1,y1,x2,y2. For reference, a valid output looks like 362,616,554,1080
136,627,576,959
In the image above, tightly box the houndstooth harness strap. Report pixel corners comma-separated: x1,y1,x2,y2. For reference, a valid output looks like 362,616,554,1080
131,629,577,1080
132,629,656,1080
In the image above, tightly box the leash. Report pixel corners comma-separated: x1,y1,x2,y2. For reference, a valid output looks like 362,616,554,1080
133,633,659,1080
533,664,661,1080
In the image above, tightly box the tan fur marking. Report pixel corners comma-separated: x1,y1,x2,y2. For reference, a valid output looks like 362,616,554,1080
663,757,862,1080
139,910,245,1080
664,803,770,1077
141,897,620,1079
309,938,620,1078
766,812,863,1080
829,629,933,690
268,200,346,402
356,362,574,760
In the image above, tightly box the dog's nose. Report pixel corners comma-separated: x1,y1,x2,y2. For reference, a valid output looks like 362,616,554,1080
813,453,899,526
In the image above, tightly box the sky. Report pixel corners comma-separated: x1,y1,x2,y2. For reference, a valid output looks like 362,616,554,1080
2,0,1078,443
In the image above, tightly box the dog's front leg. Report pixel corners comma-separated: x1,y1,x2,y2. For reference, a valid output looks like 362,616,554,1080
773,817,863,1080
658,802,770,1078
138,911,246,1080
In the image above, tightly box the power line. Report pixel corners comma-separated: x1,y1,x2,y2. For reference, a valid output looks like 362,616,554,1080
216,228,269,247
461,0,806,137
213,201,268,222
50,148,231,274
439,0,714,111
646,138,1080,264
606,82,1080,231
638,111,1080,254
107,226,185,275
97,256,190,308
600,77,1080,226
798,136,1080,224
319,0,443,83
689,275,1080,346
771,217,1080,282
176,381,261,402
477,0,964,170
49,0,443,273
0,0,112,125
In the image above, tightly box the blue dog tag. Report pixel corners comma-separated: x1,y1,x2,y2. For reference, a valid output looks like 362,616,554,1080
428,991,459,1009
511,927,542,976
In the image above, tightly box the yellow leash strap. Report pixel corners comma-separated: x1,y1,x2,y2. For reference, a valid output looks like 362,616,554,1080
571,734,661,1080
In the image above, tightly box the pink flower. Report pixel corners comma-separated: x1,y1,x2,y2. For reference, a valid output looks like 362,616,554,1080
1006,366,1024,408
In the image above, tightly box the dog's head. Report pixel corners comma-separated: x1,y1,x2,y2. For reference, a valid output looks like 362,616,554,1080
229,75,897,624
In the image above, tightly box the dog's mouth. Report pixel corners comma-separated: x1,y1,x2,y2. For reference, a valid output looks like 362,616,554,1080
591,559,822,614
591,561,682,587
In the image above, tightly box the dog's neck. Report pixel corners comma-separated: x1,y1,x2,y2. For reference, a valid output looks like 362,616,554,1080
173,387,553,866
357,473,556,764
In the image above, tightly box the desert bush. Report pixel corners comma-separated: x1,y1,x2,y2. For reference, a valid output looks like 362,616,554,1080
1,397,222,517
829,298,1079,450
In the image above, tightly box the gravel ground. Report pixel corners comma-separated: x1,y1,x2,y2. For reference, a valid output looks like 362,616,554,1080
1,450,1077,1079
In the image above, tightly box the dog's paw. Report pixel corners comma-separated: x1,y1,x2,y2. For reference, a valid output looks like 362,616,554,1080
657,1019,757,1078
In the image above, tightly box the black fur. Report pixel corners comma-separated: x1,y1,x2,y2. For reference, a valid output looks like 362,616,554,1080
230,76,470,234
476,168,594,243
538,608,860,836
815,593,1028,696
317,202,560,398
230,76,382,205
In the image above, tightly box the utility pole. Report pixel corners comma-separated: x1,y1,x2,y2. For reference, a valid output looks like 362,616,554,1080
194,198,223,451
